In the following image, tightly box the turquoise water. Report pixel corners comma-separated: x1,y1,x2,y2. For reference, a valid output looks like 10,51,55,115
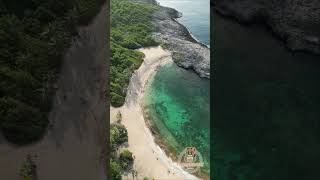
145,63,210,173
157,0,210,45
145,0,210,174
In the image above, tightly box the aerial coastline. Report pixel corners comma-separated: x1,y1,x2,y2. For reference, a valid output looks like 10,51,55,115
110,46,198,179
110,0,210,179
151,1,210,78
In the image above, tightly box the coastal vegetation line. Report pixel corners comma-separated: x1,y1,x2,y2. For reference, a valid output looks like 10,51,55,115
110,0,158,107
0,0,105,145
110,0,159,179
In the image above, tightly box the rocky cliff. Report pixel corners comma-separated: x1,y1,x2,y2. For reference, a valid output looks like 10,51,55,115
132,0,210,78
152,6,210,78
213,0,320,54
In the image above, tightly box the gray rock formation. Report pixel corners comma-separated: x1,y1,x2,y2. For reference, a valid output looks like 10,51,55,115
213,0,320,54
152,5,210,78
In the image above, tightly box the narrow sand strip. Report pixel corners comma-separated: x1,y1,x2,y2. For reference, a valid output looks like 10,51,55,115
110,46,198,180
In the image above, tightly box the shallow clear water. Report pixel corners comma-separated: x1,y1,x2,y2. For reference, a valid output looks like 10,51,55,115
145,0,210,174
145,63,210,172
157,0,210,45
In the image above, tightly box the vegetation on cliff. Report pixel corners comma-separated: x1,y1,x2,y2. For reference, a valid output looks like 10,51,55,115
0,0,105,144
110,0,158,107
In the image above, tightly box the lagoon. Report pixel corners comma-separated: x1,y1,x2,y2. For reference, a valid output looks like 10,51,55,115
145,0,211,174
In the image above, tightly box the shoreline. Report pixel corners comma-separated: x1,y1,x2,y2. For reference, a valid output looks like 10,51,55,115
110,46,198,180
171,18,210,48
111,1,210,179
212,1,320,55
150,0,210,78
153,0,209,48
142,101,211,180
147,1,210,178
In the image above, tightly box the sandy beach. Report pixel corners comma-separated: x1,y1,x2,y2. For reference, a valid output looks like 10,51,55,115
110,46,198,180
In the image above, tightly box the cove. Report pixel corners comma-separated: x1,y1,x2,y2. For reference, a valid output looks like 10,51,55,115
144,0,211,174
145,62,210,172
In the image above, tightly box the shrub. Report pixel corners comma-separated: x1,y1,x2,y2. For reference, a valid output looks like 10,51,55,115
172,52,184,63
109,123,131,179
74,0,106,25
110,123,128,150
116,111,122,123
110,159,122,180
110,92,125,108
0,97,47,144
119,149,133,170
20,155,36,180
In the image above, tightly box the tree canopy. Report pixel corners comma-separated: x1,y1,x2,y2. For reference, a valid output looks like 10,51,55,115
110,0,158,107
0,0,105,144
110,122,134,180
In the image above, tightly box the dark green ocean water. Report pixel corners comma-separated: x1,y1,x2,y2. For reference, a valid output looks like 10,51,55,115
213,12,320,180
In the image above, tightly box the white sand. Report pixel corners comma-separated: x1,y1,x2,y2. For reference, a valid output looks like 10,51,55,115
110,46,198,180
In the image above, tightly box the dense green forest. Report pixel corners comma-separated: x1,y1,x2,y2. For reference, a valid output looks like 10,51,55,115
110,0,158,107
0,0,105,144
